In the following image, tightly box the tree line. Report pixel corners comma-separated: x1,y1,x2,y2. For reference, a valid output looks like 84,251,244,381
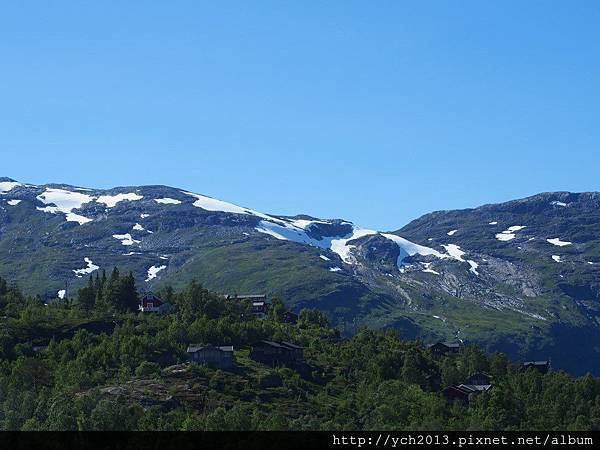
0,273,598,430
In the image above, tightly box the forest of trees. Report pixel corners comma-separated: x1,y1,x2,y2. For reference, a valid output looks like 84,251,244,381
0,272,599,431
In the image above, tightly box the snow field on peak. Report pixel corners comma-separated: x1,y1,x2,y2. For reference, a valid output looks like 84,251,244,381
96,193,143,208
36,188,94,225
0,181,22,193
155,198,182,205
255,217,480,275
183,191,259,216
289,219,331,230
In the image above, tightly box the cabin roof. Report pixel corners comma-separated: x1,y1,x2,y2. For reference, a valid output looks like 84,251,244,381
255,340,304,350
186,345,234,353
443,385,472,395
280,341,304,350
224,294,267,300
428,342,460,348
459,383,492,392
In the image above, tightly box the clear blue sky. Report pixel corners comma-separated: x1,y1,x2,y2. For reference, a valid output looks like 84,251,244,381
1,1,599,230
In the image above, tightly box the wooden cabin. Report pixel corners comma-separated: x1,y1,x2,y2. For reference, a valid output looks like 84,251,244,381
465,372,491,386
250,340,304,366
522,360,550,374
186,345,234,369
428,341,461,356
139,292,171,313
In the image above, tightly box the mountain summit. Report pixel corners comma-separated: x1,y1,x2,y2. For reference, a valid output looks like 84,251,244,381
1,178,598,374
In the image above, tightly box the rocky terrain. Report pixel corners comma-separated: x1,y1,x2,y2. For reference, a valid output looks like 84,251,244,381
1,177,598,374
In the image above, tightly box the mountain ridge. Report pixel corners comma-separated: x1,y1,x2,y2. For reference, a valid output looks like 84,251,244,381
1,177,599,374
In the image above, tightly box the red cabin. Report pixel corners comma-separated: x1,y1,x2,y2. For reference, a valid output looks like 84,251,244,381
139,292,170,313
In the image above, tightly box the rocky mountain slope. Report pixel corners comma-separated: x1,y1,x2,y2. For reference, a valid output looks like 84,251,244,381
1,177,598,374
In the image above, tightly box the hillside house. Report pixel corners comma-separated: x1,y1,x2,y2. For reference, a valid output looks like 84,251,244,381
442,385,472,405
443,372,492,405
428,342,461,356
250,340,304,366
251,301,271,318
138,292,171,313
465,372,491,386
186,345,234,369
523,360,550,374
224,294,271,318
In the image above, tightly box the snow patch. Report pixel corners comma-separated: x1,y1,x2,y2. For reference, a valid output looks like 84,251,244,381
290,219,330,229
467,260,479,276
496,225,526,241
319,254,330,261
382,233,446,268
507,225,527,232
36,188,94,225
146,265,166,282
155,198,182,205
421,262,440,275
7,200,21,206
439,244,480,275
496,233,515,241
329,267,342,272
96,193,143,208
551,201,567,207
334,229,379,263
447,229,458,236
140,214,150,219
0,181,21,193
57,290,66,299
133,223,145,231
183,191,257,215
441,244,465,261
488,221,498,225
113,234,141,246
552,255,563,263
547,238,572,247
73,258,99,277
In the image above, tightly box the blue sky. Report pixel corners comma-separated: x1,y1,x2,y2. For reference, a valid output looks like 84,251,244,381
1,1,599,230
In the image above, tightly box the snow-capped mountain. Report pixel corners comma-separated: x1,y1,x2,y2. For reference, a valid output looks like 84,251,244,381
1,177,599,374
